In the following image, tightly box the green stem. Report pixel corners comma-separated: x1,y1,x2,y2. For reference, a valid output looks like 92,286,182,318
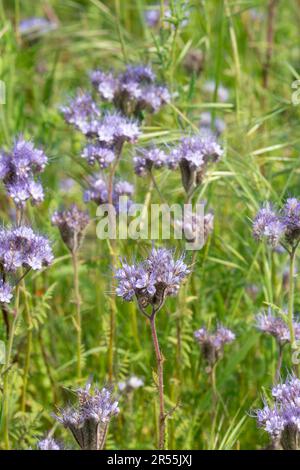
288,248,298,375
20,280,32,412
2,285,20,449
72,250,82,379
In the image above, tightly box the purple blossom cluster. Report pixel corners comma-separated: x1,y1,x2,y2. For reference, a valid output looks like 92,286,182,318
144,2,190,29
60,92,100,135
52,205,90,253
54,383,119,450
254,375,300,449
115,247,189,312
256,310,300,346
253,198,300,248
133,135,223,193
19,17,57,38
194,325,235,367
83,173,134,212
0,137,48,207
0,226,53,304
90,65,170,116
37,437,61,450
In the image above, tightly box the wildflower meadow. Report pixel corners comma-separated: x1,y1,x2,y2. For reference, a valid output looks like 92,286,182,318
1,0,300,454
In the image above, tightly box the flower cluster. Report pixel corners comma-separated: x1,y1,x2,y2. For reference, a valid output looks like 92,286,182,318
90,65,170,116
254,375,300,449
52,205,90,253
60,92,100,135
175,209,214,246
133,147,168,176
19,17,57,38
0,137,48,207
54,383,119,450
83,173,134,212
253,199,300,248
194,325,235,367
256,310,300,347
115,247,189,313
0,226,53,304
37,437,61,450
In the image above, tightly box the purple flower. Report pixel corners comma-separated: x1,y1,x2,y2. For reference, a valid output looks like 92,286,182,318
90,70,119,102
255,310,300,346
52,205,90,253
19,17,57,37
84,173,134,213
81,143,115,168
167,135,223,194
194,324,235,366
253,205,285,248
91,112,140,145
282,198,300,245
254,375,300,449
0,137,48,207
0,226,53,272
0,280,13,304
60,92,100,135
116,247,189,312
133,147,168,176
37,437,61,450
54,383,119,450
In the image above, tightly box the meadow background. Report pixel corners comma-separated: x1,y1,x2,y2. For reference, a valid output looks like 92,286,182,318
0,0,300,450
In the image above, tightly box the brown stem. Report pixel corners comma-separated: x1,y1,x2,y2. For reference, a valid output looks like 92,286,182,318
150,313,165,450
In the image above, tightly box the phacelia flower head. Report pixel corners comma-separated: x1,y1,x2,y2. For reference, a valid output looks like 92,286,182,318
253,204,285,248
54,383,119,450
60,92,100,135
194,324,235,367
167,134,223,195
133,147,168,176
0,280,13,304
282,198,300,245
90,64,169,117
81,143,115,168
0,226,53,272
253,375,300,449
0,137,48,207
52,205,90,253
116,247,189,313
37,437,61,450
256,309,300,347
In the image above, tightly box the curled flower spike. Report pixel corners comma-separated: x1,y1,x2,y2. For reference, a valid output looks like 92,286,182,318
115,247,189,316
0,136,48,207
256,310,300,347
194,325,235,368
54,383,119,450
133,147,168,176
253,375,300,449
52,205,90,253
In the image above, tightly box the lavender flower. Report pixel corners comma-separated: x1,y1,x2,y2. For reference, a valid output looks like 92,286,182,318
167,135,223,195
0,137,48,207
256,310,300,347
37,437,61,450
282,198,300,245
90,65,169,117
194,325,235,367
133,147,167,176
252,204,285,248
116,247,189,313
0,280,13,304
81,143,115,168
84,173,134,212
60,92,100,135
54,383,119,450
19,17,57,38
254,375,300,449
52,205,90,253
0,226,53,272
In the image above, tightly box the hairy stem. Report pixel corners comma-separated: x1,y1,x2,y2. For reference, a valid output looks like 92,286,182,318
20,279,32,412
2,285,20,449
150,314,165,450
72,250,82,379
275,343,283,384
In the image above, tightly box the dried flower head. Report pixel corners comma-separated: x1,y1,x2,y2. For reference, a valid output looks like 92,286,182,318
116,247,189,314
183,49,205,75
52,205,90,253
54,383,119,450
194,324,235,367
254,375,300,449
